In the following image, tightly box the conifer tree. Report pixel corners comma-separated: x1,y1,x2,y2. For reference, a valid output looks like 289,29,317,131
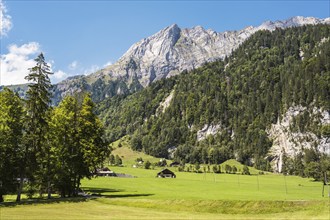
24,53,53,199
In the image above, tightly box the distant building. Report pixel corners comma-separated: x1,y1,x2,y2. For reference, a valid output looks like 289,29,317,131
156,169,176,178
95,167,116,177
169,161,180,167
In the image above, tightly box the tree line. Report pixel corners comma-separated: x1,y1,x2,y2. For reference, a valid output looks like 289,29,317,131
0,53,109,202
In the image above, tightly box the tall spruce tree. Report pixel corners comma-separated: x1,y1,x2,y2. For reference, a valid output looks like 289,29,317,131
24,53,53,199
0,89,24,202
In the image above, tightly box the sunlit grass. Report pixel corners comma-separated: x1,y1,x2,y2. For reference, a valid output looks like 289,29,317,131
1,149,329,220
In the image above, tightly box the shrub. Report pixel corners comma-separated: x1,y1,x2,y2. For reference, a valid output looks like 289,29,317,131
144,160,151,169
242,165,250,175
225,164,232,173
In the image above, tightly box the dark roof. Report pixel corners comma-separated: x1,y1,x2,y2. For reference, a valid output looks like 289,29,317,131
96,167,111,172
157,168,175,175
170,161,180,166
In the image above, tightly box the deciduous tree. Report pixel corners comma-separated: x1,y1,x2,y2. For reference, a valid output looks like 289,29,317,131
0,89,24,202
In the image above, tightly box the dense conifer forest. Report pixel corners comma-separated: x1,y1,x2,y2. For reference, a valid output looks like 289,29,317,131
97,25,330,172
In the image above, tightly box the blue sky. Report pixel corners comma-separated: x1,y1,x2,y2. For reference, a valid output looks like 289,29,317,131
1,0,329,85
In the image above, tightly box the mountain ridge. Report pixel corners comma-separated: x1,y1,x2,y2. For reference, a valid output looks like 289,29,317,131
55,16,330,100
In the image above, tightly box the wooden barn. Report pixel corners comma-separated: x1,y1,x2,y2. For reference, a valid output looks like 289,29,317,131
156,169,176,178
95,167,116,177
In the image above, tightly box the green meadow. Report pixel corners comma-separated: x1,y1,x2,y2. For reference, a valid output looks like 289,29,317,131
1,146,329,219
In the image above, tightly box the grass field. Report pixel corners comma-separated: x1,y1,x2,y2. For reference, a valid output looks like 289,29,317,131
1,145,330,219
83,166,328,201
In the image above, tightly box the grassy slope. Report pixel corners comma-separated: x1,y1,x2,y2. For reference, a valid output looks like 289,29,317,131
110,136,164,166
111,137,260,174
220,159,262,175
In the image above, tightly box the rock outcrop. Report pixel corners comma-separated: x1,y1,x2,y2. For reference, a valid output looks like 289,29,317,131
197,124,222,141
156,90,175,116
267,106,330,172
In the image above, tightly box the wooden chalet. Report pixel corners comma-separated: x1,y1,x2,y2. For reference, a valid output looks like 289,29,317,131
95,167,116,177
156,169,176,178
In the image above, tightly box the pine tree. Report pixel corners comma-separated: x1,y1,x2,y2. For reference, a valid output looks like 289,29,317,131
24,53,53,199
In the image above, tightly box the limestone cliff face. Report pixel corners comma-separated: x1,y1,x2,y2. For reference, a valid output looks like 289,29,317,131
267,106,330,172
52,16,329,102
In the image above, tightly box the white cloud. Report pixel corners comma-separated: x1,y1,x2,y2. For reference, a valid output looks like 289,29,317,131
8,42,40,56
0,42,40,85
47,60,68,84
48,59,55,67
82,60,113,75
52,70,67,80
68,60,78,70
0,42,70,85
0,0,12,36
83,64,100,75
103,61,112,67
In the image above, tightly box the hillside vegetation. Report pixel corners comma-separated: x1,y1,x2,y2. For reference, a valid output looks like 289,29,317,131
110,136,161,166
97,25,330,172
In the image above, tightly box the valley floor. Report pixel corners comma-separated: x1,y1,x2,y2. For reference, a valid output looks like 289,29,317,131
1,166,329,220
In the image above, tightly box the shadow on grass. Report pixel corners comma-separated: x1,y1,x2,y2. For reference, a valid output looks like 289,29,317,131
0,196,94,208
1,188,154,207
82,187,154,198
98,193,154,198
81,187,124,194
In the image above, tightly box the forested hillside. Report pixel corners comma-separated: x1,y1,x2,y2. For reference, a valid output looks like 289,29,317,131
97,25,330,171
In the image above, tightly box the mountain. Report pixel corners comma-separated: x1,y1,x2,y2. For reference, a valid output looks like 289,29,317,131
48,16,329,104
96,24,330,172
4,17,329,174
101,16,330,86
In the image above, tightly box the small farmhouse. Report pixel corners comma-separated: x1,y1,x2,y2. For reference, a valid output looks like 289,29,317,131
156,169,176,178
95,167,116,177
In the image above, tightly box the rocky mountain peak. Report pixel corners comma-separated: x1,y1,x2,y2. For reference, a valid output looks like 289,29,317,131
167,23,180,32
52,16,329,102
258,16,330,31
287,16,321,25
